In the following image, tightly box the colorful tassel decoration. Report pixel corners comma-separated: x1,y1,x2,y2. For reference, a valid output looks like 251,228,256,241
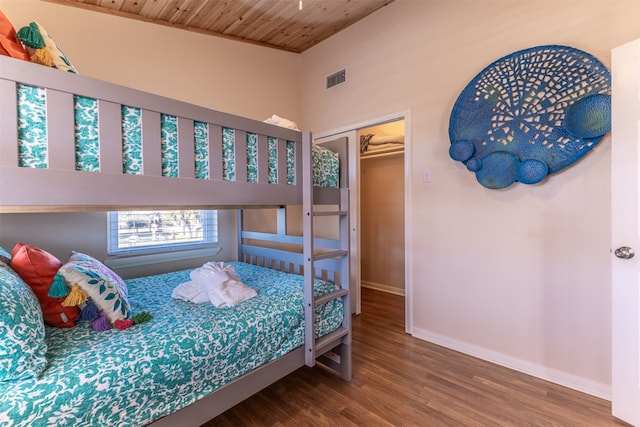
131,311,153,325
48,274,69,298
78,299,99,321
61,283,88,307
16,23,45,49
31,48,52,67
114,319,134,330
91,311,111,332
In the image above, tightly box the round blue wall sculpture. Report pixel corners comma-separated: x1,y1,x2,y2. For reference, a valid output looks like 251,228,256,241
448,45,611,189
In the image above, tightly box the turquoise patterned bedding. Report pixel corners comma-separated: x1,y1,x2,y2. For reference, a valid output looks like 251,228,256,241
15,85,339,188
0,262,343,427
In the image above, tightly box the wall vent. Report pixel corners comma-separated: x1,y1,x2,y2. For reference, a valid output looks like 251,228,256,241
325,68,346,89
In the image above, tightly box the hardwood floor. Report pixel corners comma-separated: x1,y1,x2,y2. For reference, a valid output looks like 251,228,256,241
206,288,628,426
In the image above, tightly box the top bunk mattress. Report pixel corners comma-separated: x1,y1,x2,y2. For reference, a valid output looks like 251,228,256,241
0,261,343,427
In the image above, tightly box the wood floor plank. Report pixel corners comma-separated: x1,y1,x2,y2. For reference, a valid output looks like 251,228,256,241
205,288,629,426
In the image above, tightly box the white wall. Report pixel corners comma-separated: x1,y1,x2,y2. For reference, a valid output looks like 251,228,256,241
300,0,640,398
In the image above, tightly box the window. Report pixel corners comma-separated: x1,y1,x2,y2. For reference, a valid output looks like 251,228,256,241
107,210,218,262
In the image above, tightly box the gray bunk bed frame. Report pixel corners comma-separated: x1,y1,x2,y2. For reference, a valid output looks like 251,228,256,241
0,55,351,426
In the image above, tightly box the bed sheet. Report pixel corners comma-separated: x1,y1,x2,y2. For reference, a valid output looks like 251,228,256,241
0,262,343,427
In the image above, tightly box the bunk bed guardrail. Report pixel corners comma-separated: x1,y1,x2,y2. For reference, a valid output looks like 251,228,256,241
0,55,309,212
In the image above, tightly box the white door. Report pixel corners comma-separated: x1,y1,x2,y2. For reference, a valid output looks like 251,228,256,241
612,38,640,426
315,131,361,314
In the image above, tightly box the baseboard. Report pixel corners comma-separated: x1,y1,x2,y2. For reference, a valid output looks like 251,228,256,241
411,327,611,401
361,280,405,296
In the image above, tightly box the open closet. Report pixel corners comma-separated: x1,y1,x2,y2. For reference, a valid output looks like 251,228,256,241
358,120,405,296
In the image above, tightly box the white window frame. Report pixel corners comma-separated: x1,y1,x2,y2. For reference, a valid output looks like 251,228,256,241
105,210,219,268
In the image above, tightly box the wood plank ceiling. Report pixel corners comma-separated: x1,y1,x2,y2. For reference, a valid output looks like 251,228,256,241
43,0,395,53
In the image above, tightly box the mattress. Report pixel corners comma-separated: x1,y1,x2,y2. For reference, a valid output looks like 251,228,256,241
15,85,339,188
0,262,343,427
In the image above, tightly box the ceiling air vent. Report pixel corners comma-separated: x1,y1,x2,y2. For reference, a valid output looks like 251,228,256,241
326,68,346,89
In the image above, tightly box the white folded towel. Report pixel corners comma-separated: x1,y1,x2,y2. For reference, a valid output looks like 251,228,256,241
171,280,210,304
207,278,257,308
263,114,299,130
199,261,241,281
172,262,257,308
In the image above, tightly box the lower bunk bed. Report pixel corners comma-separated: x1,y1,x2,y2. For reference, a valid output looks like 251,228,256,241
0,250,349,427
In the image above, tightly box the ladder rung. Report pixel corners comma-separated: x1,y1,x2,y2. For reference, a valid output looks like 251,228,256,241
314,288,348,306
313,210,348,217
315,326,350,355
313,249,348,260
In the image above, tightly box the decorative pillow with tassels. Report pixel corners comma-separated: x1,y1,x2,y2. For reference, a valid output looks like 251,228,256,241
57,252,131,328
16,21,78,73
10,242,80,328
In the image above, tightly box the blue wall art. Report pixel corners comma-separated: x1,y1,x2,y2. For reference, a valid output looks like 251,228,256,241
448,45,611,189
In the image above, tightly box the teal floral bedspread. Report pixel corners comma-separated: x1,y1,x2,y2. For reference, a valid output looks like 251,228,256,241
0,262,343,427
15,85,339,188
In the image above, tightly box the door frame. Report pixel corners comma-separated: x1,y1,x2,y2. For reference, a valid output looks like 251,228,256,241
314,109,412,333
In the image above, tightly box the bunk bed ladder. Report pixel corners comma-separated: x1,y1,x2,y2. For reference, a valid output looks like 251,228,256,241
302,133,352,381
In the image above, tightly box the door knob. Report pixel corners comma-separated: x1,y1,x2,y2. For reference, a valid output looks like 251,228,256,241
614,246,635,259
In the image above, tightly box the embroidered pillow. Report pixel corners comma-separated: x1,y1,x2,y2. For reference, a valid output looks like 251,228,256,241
34,21,77,73
10,243,79,328
0,258,47,381
58,252,130,324
16,21,78,73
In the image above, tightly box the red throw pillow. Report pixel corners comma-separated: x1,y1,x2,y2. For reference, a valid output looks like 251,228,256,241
10,242,79,328
0,10,29,61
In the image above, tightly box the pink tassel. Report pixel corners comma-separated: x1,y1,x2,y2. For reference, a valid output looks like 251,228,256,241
91,311,111,332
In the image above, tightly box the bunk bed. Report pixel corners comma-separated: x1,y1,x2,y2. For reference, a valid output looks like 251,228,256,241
0,54,351,426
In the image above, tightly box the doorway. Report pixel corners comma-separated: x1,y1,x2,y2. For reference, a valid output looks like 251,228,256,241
359,122,405,297
314,110,411,333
